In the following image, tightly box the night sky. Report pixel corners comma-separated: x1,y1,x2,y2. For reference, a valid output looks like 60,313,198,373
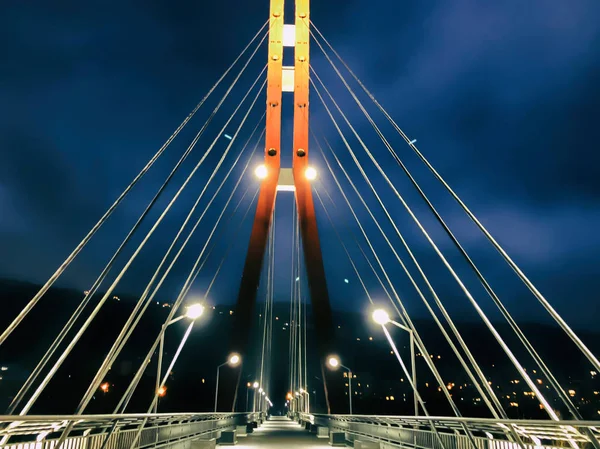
1,1,599,332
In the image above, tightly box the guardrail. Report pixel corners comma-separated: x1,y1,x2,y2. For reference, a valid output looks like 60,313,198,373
299,414,600,449
0,412,264,449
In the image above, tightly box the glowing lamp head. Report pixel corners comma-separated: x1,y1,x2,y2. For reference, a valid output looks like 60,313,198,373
327,356,340,369
259,387,263,393
185,303,204,320
228,353,241,366
305,167,317,180
372,309,390,325
157,386,167,397
100,382,109,393
255,164,268,179
253,382,259,389
286,392,293,400
262,391,266,396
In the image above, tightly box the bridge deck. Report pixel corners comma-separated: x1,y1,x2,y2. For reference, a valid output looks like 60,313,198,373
239,416,329,448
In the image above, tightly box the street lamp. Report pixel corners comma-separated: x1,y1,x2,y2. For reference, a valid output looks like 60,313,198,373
326,355,353,414
214,353,242,412
185,303,204,320
371,309,418,417
251,381,260,412
300,388,310,413
153,303,205,413
372,309,390,325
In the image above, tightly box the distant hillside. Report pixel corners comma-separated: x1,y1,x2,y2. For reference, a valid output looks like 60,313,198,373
1,278,599,418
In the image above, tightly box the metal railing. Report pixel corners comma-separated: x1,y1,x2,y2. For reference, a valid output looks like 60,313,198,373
299,414,600,449
0,412,264,449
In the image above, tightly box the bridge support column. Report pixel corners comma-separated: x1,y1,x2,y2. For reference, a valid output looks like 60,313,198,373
316,426,329,438
218,430,238,446
329,432,346,447
235,425,247,437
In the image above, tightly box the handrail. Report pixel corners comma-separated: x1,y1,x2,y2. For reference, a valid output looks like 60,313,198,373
299,413,600,446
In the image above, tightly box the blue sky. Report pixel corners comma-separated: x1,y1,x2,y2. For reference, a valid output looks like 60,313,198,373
1,0,599,330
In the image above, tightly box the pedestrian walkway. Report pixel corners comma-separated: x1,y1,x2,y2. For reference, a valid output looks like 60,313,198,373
235,416,330,448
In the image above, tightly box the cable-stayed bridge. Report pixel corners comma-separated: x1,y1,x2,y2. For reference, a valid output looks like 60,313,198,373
1,0,599,448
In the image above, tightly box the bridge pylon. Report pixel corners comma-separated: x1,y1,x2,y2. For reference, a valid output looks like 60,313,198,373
228,0,335,411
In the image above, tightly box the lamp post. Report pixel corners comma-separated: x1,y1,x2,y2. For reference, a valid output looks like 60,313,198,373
127,304,206,449
299,388,310,413
327,356,353,414
246,382,251,412
154,303,205,413
214,353,241,412
259,390,266,414
252,382,259,413
372,308,418,417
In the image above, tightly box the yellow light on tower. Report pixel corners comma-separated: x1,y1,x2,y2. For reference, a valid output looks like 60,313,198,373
255,165,268,179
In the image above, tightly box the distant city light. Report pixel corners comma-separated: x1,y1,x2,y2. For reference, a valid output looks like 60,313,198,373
100,382,109,393
158,386,167,397
344,279,349,284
